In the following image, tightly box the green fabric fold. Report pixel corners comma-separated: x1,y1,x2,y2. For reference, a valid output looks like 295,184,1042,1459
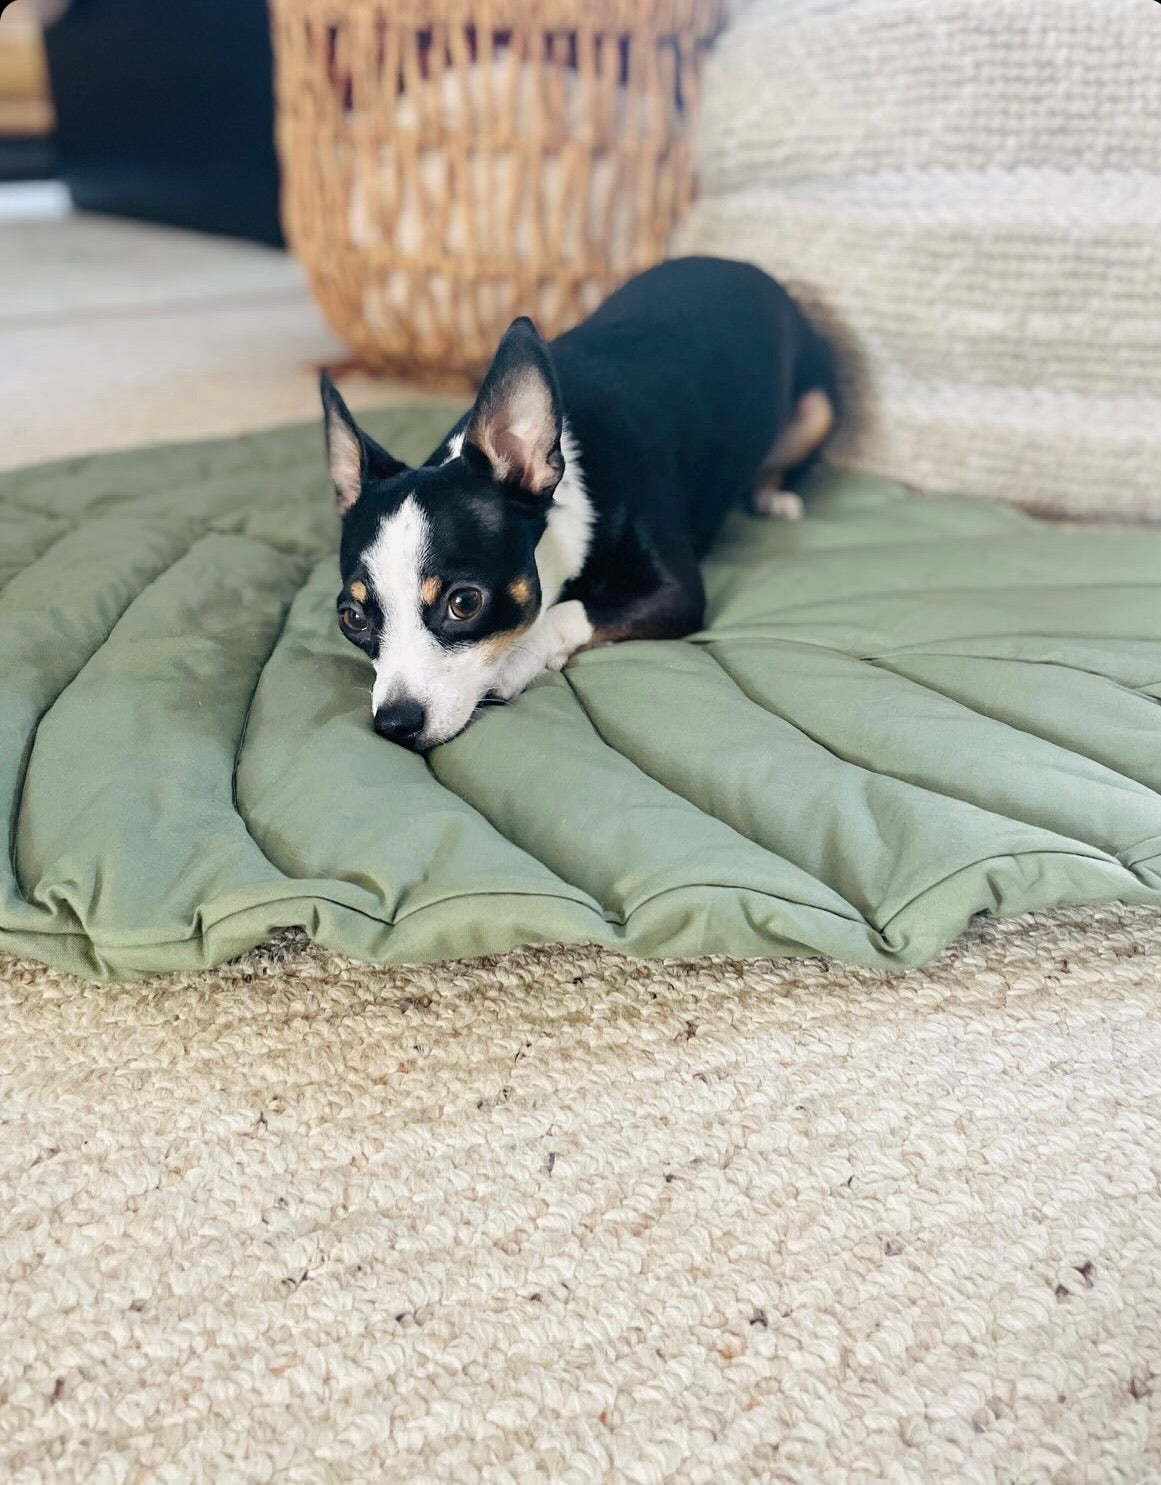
2,408,1159,981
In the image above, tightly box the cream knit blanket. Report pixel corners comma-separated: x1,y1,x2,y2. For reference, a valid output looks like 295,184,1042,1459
673,0,1161,518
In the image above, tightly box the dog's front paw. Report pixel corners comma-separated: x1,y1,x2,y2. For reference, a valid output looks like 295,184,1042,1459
540,600,593,670
491,642,548,701
490,600,593,700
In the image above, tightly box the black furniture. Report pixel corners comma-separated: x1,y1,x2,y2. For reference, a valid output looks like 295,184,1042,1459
43,0,283,245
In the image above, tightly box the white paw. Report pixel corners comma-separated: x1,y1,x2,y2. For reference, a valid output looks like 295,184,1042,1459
753,487,805,522
490,600,592,700
541,599,593,669
491,642,547,700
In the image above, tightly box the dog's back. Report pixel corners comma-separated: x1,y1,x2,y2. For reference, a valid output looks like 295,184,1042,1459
550,256,839,555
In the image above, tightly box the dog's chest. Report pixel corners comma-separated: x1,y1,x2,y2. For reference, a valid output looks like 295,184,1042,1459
534,425,593,608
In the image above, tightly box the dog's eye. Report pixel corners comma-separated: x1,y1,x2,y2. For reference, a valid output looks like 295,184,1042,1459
447,587,484,622
339,602,368,635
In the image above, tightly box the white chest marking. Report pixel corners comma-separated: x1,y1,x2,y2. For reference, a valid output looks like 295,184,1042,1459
535,422,593,609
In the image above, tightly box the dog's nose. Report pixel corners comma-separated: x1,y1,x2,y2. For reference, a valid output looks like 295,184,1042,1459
372,698,427,748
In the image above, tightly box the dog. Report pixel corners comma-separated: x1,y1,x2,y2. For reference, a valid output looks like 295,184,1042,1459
321,256,840,751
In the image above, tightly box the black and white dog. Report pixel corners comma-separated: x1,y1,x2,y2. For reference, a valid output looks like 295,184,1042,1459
322,256,840,751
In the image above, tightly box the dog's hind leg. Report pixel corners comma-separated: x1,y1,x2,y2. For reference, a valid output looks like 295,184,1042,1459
751,388,836,520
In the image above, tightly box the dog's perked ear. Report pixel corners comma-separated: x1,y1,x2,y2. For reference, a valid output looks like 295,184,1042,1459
466,317,565,498
320,371,408,517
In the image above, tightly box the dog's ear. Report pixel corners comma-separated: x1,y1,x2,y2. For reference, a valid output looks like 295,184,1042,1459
320,372,407,517
465,317,564,498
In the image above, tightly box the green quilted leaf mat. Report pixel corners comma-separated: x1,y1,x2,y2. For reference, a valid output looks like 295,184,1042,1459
2,406,1160,980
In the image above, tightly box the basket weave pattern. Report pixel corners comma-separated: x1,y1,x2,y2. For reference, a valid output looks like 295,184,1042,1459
270,0,725,383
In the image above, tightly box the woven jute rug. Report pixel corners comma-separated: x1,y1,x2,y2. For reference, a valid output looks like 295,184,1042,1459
3,903,1159,1483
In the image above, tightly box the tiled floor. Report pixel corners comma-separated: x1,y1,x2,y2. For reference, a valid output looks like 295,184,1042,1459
0,194,433,470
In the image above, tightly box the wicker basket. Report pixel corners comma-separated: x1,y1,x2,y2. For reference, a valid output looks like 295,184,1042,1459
270,0,726,385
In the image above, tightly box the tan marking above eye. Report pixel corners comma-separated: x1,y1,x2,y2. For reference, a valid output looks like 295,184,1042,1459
420,576,442,606
508,576,533,606
348,579,368,603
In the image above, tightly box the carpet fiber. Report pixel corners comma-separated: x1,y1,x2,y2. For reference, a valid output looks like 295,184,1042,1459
3,903,1160,1481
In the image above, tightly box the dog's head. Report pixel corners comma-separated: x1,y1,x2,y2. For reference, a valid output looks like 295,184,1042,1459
324,317,565,750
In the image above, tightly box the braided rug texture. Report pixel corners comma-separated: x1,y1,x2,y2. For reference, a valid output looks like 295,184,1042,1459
3,903,1160,1483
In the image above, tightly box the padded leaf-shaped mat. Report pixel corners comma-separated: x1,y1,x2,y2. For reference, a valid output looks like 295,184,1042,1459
3,407,1160,980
